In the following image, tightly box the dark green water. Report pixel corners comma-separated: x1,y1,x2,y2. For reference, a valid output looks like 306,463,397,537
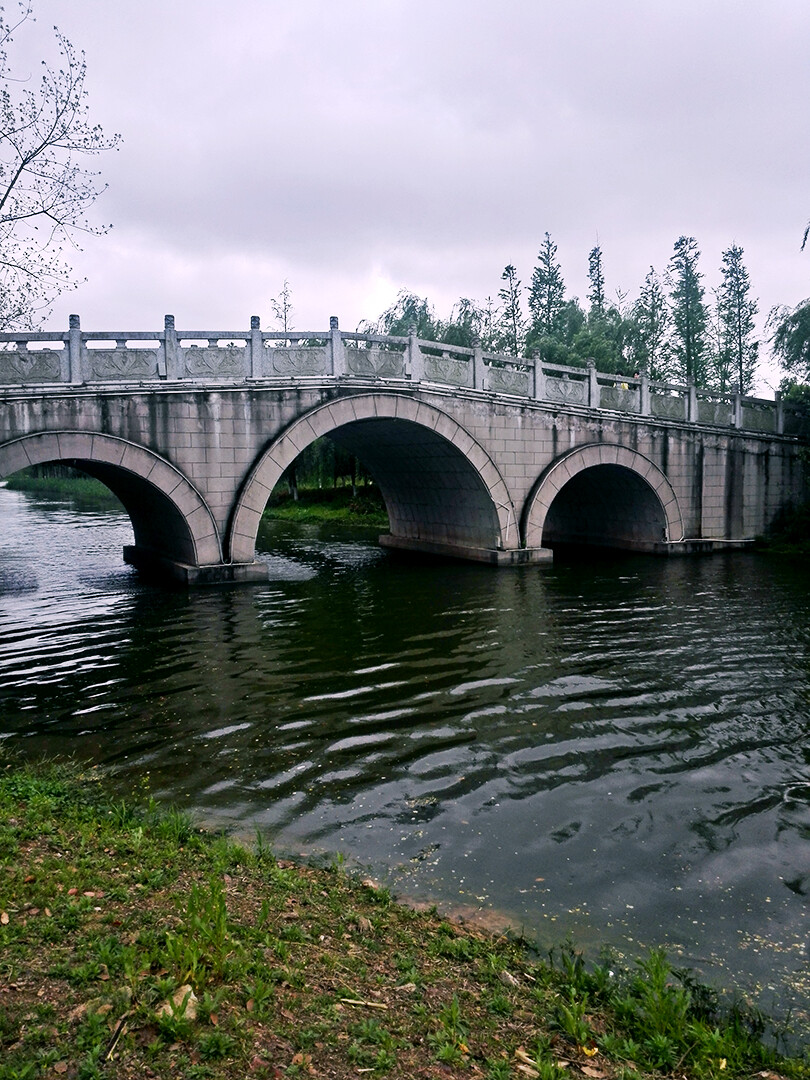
1,483,808,1027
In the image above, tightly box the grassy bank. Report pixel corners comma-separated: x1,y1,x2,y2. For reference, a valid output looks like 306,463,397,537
1,757,806,1080
3,468,122,510
4,470,387,527
263,486,389,529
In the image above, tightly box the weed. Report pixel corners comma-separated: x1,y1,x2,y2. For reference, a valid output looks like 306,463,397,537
487,991,513,1016
197,1029,236,1060
553,989,593,1045
245,976,274,1017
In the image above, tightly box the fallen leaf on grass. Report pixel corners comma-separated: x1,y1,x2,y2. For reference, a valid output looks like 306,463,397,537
0,911,8,925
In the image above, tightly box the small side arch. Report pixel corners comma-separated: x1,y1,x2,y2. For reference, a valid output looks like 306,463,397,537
0,431,222,568
522,443,684,551
229,393,517,563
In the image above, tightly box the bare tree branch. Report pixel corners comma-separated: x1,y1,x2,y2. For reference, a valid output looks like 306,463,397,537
0,1,120,328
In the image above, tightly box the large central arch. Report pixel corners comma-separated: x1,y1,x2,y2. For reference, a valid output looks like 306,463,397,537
0,432,222,574
229,394,518,564
522,443,684,552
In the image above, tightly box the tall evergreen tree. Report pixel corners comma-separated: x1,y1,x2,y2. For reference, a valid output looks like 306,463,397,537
631,267,671,381
668,236,709,386
714,244,758,395
587,244,606,321
496,264,526,356
706,294,734,394
528,232,567,341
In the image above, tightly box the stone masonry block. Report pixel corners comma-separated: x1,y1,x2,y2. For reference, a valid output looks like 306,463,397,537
56,432,95,460
171,484,206,516
432,413,459,443
118,443,153,476
598,444,620,465
88,435,126,466
413,401,441,430
268,439,299,473
144,459,184,495
195,534,222,565
306,407,339,439
186,504,216,534
239,479,272,515
326,398,360,427
0,439,32,477
464,444,491,474
450,427,475,456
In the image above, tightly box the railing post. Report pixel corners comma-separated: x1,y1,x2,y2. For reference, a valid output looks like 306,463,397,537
776,391,785,435
407,323,424,383
639,370,650,415
532,354,545,400
733,392,743,428
68,314,83,384
164,315,180,379
329,315,346,377
473,341,487,390
587,358,600,408
249,315,262,378
687,380,698,422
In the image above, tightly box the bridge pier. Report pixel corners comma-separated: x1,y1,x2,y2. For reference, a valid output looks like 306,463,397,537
122,547,268,586
378,535,553,565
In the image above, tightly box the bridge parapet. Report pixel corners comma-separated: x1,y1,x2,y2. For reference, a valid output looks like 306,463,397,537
1,315,806,438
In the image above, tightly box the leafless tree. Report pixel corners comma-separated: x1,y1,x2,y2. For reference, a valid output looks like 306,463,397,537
0,3,120,328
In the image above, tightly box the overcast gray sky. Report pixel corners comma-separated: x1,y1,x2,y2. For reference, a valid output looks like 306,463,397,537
11,0,810,389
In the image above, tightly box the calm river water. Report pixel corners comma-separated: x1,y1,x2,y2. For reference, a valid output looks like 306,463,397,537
1,483,808,1029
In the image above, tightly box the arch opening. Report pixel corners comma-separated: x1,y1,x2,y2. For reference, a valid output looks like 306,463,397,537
542,463,668,553
522,444,684,556
329,418,501,550
0,433,224,582
230,396,520,565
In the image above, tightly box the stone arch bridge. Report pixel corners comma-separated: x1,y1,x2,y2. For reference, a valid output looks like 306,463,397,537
0,316,806,584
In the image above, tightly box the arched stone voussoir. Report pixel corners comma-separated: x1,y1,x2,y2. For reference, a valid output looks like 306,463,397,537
522,442,685,548
229,393,519,561
0,431,223,567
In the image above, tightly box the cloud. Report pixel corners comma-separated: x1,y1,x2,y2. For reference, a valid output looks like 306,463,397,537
14,0,810,371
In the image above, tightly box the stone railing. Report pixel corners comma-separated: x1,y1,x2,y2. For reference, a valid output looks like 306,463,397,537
0,315,805,437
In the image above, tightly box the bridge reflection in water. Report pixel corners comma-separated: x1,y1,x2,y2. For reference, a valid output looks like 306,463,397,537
0,316,807,583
